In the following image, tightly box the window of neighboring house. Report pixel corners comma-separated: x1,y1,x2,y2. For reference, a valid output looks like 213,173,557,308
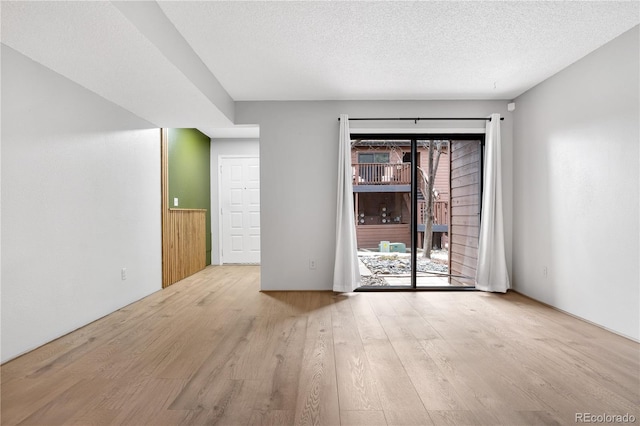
402,152,420,164
358,152,390,163
357,152,389,183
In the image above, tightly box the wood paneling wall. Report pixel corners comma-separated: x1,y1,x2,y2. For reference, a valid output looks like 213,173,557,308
163,209,206,287
356,224,411,249
161,129,207,288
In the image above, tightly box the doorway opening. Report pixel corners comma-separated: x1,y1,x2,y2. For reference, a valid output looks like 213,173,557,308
351,134,484,290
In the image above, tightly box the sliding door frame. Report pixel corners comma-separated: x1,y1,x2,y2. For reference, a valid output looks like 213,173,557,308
351,132,485,292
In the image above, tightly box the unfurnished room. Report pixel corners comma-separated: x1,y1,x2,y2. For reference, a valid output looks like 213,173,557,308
1,1,639,425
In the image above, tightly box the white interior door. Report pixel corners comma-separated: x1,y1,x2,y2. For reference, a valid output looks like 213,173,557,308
220,157,260,264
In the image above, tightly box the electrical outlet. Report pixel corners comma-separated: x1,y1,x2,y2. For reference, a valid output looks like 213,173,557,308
309,259,317,270
121,268,127,281
173,198,179,207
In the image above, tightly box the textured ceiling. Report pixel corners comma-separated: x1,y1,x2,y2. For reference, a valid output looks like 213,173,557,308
159,1,640,101
2,1,639,137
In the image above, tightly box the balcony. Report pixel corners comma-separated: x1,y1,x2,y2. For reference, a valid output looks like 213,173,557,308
352,163,448,223
352,163,411,185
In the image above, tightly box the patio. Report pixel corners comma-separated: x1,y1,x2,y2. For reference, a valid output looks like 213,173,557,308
357,249,464,287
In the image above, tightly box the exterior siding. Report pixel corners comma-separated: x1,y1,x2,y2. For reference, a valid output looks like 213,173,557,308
356,224,411,249
449,140,481,286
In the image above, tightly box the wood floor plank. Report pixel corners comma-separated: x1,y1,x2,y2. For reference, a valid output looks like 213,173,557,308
0,373,83,425
231,315,284,380
96,378,186,425
427,410,487,425
1,265,638,426
539,337,640,401
252,315,307,412
380,308,441,341
420,338,531,411
15,378,112,425
247,409,294,425
362,338,428,413
3,304,157,383
154,314,231,380
440,339,545,411
0,281,188,384
385,292,425,318
385,409,435,426
168,315,256,410
366,293,399,317
348,294,388,341
174,379,261,426
382,332,467,411
493,410,563,426
332,298,382,411
136,409,190,426
340,409,388,425
494,336,639,417
63,408,121,426
293,303,340,426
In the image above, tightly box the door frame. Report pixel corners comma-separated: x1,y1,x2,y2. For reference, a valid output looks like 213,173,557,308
350,132,485,291
217,155,260,265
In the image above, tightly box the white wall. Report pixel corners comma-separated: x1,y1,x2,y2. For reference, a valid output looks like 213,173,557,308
236,100,513,290
513,26,639,340
210,138,260,265
1,46,162,362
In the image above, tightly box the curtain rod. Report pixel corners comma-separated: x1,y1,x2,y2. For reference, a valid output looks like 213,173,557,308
338,117,504,122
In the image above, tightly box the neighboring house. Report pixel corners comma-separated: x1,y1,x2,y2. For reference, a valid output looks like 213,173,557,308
351,141,450,250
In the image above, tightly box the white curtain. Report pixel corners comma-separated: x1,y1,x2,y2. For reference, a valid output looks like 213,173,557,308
476,113,510,292
333,114,361,292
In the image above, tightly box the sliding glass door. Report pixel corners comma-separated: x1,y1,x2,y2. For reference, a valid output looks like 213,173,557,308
351,135,483,290
352,139,413,287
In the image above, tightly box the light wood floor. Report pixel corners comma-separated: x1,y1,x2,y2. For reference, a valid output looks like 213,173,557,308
2,265,638,425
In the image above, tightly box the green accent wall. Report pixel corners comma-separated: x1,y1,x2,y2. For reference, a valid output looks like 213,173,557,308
168,128,211,265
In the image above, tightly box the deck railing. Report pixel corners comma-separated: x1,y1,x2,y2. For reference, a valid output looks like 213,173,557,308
353,162,449,225
352,163,411,185
417,166,448,225
419,200,449,225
